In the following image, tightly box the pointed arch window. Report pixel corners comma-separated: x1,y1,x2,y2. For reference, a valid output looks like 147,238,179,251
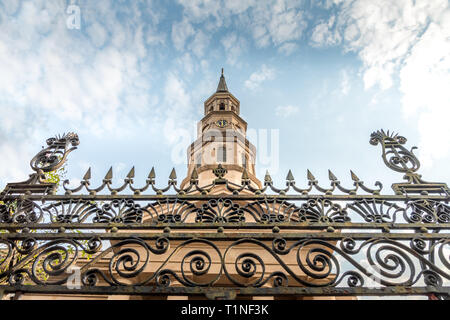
219,103,225,111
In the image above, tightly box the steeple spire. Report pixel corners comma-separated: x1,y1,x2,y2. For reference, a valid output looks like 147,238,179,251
216,68,229,93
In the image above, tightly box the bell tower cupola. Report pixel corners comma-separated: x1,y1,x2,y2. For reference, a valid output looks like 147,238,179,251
180,69,261,190
204,68,241,116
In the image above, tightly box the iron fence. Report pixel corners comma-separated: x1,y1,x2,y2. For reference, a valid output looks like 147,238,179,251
0,130,448,300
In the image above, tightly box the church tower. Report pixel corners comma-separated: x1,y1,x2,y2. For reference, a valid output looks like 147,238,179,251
180,69,262,189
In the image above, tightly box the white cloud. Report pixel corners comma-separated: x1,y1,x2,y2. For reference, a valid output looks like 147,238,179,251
162,72,195,146
188,30,210,58
340,69,351,95
248,1,307,48
400,20,450,166
275,105,299,117
171,17,195,51
176,0,307,52
313,0,450,166
310,16,341,47
278,42,298,55
224,0,256,14
0,0,163,185
244,64,276,90
221,33,247,65
87,22,108,48
176,0,222,21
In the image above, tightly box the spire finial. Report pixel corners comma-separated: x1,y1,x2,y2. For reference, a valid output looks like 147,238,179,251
216,68,229,92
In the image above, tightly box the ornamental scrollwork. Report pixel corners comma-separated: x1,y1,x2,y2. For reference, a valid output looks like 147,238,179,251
145,198,198,223
370,129,449,195
0,200,43,224
43,200,100,223
346,199,404,223
297,199,349,223
0,128,449,299
196,199,244,223
242,199,301,223
94,199,144,224
405,200,450,224
30,133,79,173
370,130,418,174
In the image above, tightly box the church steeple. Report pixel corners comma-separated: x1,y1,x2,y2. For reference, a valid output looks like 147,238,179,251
216,68,229,93
204,69,240,116
180,68,261,190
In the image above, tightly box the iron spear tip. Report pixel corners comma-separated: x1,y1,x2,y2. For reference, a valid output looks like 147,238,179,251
148,167,156,179
191,167,198,179
350,170,359,181
307,169,316,181
104,167,113,180
127,167,135,179
286,170,294,181
169,168,177,180
83,167,91,180
328,170,338,181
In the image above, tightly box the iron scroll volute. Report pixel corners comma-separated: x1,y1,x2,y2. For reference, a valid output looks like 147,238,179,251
30,132,80,173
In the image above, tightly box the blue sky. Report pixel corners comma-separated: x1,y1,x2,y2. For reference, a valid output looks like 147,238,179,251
0,0,449,191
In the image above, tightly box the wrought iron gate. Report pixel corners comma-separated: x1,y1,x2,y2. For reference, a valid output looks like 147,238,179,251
0,130,448,299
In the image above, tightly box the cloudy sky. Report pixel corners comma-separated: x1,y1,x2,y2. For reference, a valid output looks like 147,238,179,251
0,0,449,191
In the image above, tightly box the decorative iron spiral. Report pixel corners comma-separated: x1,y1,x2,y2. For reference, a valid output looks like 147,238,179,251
365,240,415,286
30,133,79,173
109,241,149,285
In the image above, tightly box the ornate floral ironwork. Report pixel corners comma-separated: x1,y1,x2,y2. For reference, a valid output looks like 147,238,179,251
0,235,448,297
95,199,144,224
298,199,349,223
405,200,450,224
30,133,79,173
371,129,449,195
346,199,404,223
243,199,300,223
0,129,449,300
146,198,198,223
196,199,244,223
1,133,80,196
0,200,43,224
43,200,100,223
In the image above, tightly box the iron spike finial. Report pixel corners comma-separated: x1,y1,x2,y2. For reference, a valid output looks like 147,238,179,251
328,170,338,181
264,170,272,183
350,170,360,182
127,167,135,179
83,167,91,181
104,167,113,180
169,168,177,180
148,167,156,180
191,167,198,180
286,170,294,182
307,170,316,181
